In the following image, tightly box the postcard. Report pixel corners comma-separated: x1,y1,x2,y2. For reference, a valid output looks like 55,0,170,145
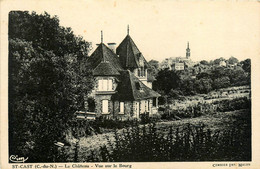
1,0,260,169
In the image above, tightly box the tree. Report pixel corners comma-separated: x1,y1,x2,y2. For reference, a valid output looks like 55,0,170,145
194,78,213,94
148,59,159,69
200,60,209,65
228,56,239,65
213,76,231,89
179,78,196,95
148,59,159,78
153,69,180,94
241,59,251,73
9,11,93,162
213,57,225,65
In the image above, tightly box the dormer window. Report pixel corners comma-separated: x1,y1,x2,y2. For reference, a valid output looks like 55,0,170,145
137,67,146,77
138,69,141,77
98,78,113,91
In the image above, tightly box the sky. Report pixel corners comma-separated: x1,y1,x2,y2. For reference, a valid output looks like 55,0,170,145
2,0,260,62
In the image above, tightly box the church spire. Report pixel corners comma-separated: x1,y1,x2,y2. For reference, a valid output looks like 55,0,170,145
186,41,190,59
127,25,129,35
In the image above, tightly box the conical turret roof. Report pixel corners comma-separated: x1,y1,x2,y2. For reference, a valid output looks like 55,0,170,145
87,43,123,71
93,61,120,76
116,35,149,69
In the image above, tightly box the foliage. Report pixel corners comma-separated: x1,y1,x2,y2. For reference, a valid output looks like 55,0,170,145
212,57,225,65
241,59,251,73
85,122,251,161
200,60,209,65
214,97,251,112
161,97,250,120
153,59,251,97
228,56,239,65
153,69,180,93
148,59,159,78
9,11,93,162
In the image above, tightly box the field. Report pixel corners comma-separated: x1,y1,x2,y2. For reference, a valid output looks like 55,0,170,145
63,86,251,162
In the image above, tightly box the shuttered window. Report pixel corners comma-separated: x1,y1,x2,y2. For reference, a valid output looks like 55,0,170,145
98,79,113,91
102,100,109,114
108,79,113,91
119,102,124,114
98,79,103,91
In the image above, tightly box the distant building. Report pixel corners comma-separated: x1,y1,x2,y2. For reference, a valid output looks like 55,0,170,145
170,42,193,70
219,60,227,67
172,62,185,71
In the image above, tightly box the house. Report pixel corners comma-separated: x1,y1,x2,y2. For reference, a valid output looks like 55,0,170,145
172,62,185,71
219,60,227,67
84,29,160,120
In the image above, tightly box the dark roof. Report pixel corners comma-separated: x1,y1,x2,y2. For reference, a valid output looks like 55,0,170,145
86,43,123,71
93,61,120,76
116,35,150,69
113,70,160,101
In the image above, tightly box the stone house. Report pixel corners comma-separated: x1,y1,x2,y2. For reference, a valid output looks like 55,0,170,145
84,31,160,120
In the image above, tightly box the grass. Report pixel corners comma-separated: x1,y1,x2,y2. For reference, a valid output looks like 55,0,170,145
65,108,250,162
63,86,251,162
83,109,251,161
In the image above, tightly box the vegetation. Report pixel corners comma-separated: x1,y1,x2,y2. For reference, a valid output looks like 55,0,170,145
161,97,250,119
9,11,93,162
153,58,250,98
84,121,250,162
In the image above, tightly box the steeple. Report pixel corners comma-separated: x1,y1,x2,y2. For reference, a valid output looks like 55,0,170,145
186,42,190,59
127,25,129,35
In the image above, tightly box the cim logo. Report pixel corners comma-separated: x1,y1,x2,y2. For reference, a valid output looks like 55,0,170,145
9,155,28,163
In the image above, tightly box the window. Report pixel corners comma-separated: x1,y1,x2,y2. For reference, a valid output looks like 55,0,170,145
119,102,124,114
153,98,157,107
140,100,145,113
108,79,113,90
98,78,113,91
142,67,145,77
102,100,109,114
98,79,103,91
145,100,149,111
136,82,141,90
138,69,141,77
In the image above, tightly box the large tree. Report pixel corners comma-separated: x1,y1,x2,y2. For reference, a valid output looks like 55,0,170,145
228,56,239,65
9,11,93,162
153,69,180,94
148,59,159,78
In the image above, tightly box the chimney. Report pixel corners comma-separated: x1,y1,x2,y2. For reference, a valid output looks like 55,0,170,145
107,43,116,53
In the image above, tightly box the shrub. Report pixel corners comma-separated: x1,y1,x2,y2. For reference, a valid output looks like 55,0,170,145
214,97,251,112
85,123,251,161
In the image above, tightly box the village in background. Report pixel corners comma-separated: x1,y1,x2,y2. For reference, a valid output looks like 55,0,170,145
8,11,251,162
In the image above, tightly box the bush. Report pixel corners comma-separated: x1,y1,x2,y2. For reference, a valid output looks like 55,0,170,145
161,102,217,120
85,123,251,161
214,97,251,112
160,97,250,121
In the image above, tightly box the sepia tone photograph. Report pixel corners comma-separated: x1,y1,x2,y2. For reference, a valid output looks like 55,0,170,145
1,0,260,168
